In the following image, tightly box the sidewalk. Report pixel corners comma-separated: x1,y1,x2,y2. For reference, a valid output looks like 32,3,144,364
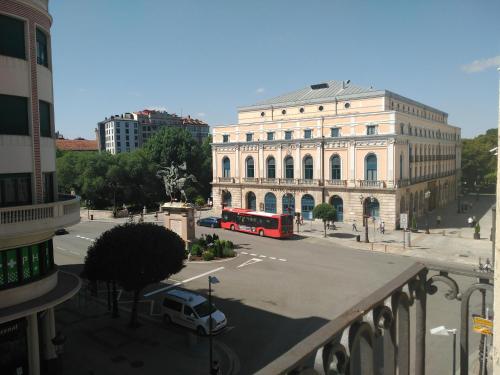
299,194,495,266
56,276,233,375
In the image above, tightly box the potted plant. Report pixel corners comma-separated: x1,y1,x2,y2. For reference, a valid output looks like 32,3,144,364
474,222,480,240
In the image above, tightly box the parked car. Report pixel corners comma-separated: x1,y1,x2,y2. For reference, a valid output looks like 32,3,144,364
196,217,221,228
54,228,68,235
162,289,227,335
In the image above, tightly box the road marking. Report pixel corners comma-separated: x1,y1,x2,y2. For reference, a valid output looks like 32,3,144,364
76,235,95,242
250,253,257,256
241,252,248,255
278,258,287,262
259,255,266,258
143,267,225,297
56,246,81,257
269,257,276,260
237,258,263,269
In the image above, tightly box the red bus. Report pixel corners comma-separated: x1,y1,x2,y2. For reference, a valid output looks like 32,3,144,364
221,208,294,238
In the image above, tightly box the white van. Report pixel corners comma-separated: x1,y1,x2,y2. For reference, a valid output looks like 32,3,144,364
162,289,227,335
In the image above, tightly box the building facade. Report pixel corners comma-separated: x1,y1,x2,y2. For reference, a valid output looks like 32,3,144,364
212,80,461,229
96,109,209,153
0,1,81,374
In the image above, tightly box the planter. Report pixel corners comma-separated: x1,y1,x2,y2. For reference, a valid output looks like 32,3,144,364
474,232,480,240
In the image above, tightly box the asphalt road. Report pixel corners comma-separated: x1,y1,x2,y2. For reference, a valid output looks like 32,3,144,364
54,220,492,374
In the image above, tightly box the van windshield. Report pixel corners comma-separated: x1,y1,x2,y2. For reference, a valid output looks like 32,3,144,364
194,301,216,317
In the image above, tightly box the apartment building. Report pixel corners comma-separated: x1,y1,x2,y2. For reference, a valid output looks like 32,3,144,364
0,1,81,373
212,80,461,228
96,109,209,153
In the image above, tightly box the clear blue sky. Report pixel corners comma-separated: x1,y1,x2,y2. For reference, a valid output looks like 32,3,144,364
50,0,500,139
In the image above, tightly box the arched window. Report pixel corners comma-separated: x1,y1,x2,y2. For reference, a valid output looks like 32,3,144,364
284,156,294,179
329,195,343,222
301,194,315,220
222,157,230,178
365,154,377,181
264,192,277,213
222,191,232,207
246,157,254,178
330,155,341,180
303,156,313,180
246,191,256,210
267,157,275,179
282,193,295,214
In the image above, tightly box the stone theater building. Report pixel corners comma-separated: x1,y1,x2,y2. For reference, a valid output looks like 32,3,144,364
212,80,461,228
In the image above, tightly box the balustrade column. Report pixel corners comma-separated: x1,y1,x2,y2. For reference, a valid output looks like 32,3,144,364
415,270,427,375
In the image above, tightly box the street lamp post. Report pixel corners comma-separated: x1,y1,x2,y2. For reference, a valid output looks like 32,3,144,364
424,190,431,234
359,194,371,243
430,325,457,375
208,275,220,374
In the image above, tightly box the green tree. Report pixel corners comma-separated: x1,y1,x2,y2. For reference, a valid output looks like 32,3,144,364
313,203,337,237
86,223,185,328
461,128,497,192
144,128,212,200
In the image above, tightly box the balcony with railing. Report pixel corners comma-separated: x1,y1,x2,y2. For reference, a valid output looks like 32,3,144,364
326,179,347,187
357,180,386,188
0,194,80,238
242,177,259,183
297,179,321,186
218,177,235,183
256,262,493,375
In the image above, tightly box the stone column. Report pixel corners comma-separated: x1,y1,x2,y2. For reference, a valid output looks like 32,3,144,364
295,143,301,180
387,139,395,188
316,142,322,182
258,144,264,178
212,147,217,182
41,308,57,366
348,140,356,187
27,313,40,375
277,145,283,179
235,145,240,182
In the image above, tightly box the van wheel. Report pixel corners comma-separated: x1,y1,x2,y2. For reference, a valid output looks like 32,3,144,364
163,314,172,324
230,225,235,231
197,326,207,336
259,230,264,237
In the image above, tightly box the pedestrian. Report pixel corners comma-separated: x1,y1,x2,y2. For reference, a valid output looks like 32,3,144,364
467,216,473,227
436,215,442,227
352,221,358,232
300,216,304,225
380,221,385,234
472,215,477,226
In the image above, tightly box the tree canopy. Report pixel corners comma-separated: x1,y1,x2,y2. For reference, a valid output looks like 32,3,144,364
83,223,185,327
461,128,497,192
56,131,212,209
313,203,337,237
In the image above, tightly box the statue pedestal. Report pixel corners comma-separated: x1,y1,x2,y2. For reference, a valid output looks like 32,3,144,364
160,203,195,243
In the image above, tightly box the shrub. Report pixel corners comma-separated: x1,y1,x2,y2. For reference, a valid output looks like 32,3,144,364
195,196,205,207
202,250,214,261
205,233,219,246
195,237,207,248
213,239,225,258
222,247,235,258
475,223,481,234
224,240,234,250
191,243,203,257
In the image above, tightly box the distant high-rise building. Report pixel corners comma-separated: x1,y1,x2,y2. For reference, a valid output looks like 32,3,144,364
95,109,209,153
0,1,81,373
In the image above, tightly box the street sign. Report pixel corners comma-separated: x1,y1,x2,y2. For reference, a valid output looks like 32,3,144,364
400,213,408,229
472,315,493,335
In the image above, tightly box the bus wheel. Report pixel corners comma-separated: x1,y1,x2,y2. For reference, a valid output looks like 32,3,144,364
230,225,235,231
259,230,264,237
